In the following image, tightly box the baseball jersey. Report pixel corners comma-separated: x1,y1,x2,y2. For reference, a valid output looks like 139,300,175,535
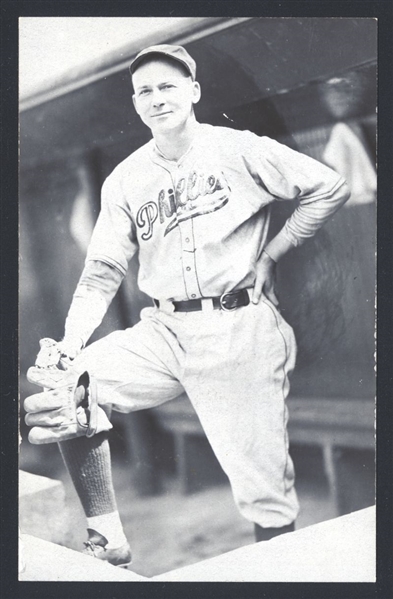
85,123,349,302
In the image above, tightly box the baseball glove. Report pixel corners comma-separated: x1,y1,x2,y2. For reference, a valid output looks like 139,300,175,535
33,336,82,372
25,338,112,444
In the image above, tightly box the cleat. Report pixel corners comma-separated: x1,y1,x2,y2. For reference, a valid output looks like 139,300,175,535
83,528,132,568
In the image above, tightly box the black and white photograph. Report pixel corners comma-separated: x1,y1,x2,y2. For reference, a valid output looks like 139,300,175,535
18,15,377,583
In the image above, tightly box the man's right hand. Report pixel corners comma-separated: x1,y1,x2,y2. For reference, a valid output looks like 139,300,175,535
29,337,84,388
35,337,83,370
58,336,84,368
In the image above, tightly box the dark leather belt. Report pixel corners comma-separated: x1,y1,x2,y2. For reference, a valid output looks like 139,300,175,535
154,288,251,313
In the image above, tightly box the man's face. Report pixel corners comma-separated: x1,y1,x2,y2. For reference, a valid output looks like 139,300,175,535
132,58,201,134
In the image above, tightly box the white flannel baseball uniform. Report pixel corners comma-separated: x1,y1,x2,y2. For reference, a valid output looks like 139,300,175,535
71,123,349,527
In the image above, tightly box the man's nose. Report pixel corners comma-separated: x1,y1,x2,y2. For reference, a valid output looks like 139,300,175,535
152,89,165,107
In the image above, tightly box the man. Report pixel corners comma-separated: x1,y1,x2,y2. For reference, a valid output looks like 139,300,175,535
25,44,350,568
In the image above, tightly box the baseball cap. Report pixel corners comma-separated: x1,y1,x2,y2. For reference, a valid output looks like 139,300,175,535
130,44,196,80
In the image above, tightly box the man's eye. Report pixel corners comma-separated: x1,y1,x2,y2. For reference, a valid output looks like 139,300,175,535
162,84,174,89
139,89,150,96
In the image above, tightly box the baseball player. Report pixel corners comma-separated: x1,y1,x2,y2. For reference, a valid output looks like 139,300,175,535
24,45,350,568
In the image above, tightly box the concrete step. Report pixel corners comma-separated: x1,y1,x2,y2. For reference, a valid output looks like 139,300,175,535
19,534,147,581
152,506,376,582
19,470,72,546
19,506,375,582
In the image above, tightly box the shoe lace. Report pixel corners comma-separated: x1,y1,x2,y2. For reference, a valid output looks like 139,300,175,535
83,540,106,557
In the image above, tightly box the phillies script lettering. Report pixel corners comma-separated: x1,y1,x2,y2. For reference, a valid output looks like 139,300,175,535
136,169,230,240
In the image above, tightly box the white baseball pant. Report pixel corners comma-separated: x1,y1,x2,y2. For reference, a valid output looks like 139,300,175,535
74,296,299,528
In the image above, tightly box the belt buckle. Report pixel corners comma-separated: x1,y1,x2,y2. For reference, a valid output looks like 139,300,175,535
219,292,238,312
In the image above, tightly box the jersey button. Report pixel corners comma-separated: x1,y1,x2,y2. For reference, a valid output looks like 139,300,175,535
185,237,190,243
186,266,191,271
191,294,196,298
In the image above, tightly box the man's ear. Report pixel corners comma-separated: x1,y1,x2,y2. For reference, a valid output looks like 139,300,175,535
192,81,201,105
132,94,138,113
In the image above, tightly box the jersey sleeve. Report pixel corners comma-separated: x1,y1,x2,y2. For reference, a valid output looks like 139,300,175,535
64,260,125,348
245,133,351,257
77,260,125,304
85,170,138,275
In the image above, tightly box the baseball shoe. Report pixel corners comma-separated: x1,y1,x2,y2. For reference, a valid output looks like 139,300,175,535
254,522,295,542
83,528,132,568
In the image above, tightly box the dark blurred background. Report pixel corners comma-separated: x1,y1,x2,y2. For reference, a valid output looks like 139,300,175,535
19,17,376,574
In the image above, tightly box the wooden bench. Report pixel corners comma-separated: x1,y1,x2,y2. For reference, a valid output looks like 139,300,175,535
153,395,375,514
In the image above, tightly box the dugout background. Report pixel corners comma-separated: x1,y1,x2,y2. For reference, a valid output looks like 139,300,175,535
19,18,376,511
